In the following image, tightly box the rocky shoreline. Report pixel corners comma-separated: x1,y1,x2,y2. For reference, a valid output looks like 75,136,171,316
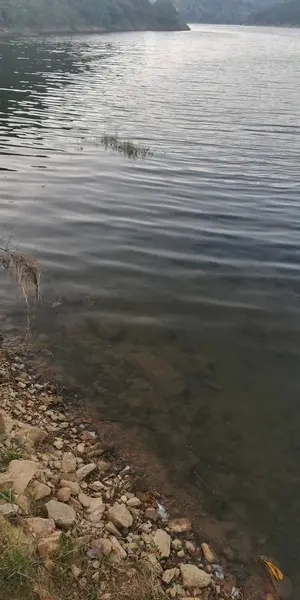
0,345,273,600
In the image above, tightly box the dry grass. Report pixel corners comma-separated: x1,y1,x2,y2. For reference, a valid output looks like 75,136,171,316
0,246,41,305
101,557,167,600
100,134,152,158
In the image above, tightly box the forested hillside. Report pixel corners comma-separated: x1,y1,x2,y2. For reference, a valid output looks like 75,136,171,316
174,0,274,24
175,0,300,26
249,0,300,25
0,0,189,32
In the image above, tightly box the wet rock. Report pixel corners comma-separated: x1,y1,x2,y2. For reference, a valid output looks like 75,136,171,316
31,481,51,501
57,487,72,502
62,452,76,473
111,536,127,559
38,532,62,557
162,568,179,584
180,564,211,589
168,518,192,533
108,502,133,529
201,542,216,563
8,459,38,495
145,507,158,522
154,529,171,558
76,463,97,481
185,541,197,555
129,352,185,396
22,517,55,538
60,479,80,495
46,499,76,529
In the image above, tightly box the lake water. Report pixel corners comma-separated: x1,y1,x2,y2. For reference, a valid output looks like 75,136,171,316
1,24,300,589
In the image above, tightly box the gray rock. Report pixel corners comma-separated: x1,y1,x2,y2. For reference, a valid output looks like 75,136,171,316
76,463,97,481
46,499,76,529
107,502,133,529
154,529,171,558
179,564,211,588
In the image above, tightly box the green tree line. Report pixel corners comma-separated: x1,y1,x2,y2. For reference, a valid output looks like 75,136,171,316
0,0,188,31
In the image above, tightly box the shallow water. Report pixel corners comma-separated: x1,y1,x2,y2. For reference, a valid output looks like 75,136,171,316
1,24,300,585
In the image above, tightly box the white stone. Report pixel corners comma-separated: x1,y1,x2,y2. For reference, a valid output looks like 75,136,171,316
62,452,76,473
8,459,38,495
179,564,211,589
154,529,171,558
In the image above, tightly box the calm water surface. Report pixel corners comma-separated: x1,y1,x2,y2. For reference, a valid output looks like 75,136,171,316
1,24,300,585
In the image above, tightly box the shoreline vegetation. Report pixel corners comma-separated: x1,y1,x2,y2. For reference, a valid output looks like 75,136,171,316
0,251,291,600
0,331,289,600
0,0,189,35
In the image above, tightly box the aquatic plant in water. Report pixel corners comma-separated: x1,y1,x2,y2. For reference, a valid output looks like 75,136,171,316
100,134,152,158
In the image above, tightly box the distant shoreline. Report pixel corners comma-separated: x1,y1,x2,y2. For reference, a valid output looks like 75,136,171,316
0,23,190,37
